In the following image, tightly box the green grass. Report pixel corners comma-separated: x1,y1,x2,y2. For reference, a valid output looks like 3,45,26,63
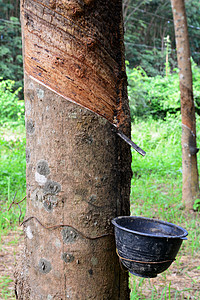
0,114,200,299
130,114,200,299
0,275,14,299
131,116,184,226
131,115,200,250
0,124,26,235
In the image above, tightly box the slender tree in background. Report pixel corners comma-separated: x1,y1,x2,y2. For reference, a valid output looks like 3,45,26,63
14,0,132,299
171,0,199,209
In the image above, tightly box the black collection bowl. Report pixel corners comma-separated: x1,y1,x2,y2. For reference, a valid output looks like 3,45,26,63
112,216,188,278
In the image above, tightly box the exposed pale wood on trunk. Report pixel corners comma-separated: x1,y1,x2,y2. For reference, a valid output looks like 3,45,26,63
22,0,129,129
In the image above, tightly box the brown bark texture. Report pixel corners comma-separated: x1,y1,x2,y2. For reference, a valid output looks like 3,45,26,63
171,0,199,209
21,0,129,130
15,0,132,299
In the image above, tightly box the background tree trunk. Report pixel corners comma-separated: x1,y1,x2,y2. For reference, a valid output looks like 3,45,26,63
171,0,199,210
15,0,132,299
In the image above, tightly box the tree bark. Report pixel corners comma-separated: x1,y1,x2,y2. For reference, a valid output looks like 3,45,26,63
171,0,199,210
15,0,132,299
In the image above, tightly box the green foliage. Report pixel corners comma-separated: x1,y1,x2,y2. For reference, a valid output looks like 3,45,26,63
0,275,14,299
124,0,176,75
126,64,150,118
0,79,26,231
131,115,200,243
186,0,200,64
0,79,24,125
192,62,200,114
0,16,23,90
193,199,200,211
127,63,180,119
0,130,26,230
0,0,20,18
131,115,182,179
0,0,22,91
127,61,200,120
137,48,170,77
1,114,199,298
130,115,200,299
124,0,200,76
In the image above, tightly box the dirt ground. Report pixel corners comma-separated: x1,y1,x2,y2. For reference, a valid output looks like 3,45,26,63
0,230,23,300
0,230,199,299
130,254,200,299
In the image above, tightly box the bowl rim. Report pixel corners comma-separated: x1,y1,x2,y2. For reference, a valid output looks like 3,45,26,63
111,216,188,239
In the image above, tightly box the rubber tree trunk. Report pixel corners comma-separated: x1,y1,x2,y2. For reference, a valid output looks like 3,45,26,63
171,0,199,210
15,0,132,299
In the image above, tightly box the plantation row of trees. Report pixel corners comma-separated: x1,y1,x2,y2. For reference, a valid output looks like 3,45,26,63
124,0,200,75
0,0,22,89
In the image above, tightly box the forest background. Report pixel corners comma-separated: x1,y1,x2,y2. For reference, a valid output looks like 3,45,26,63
0,0,200,299
1,0,200,117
